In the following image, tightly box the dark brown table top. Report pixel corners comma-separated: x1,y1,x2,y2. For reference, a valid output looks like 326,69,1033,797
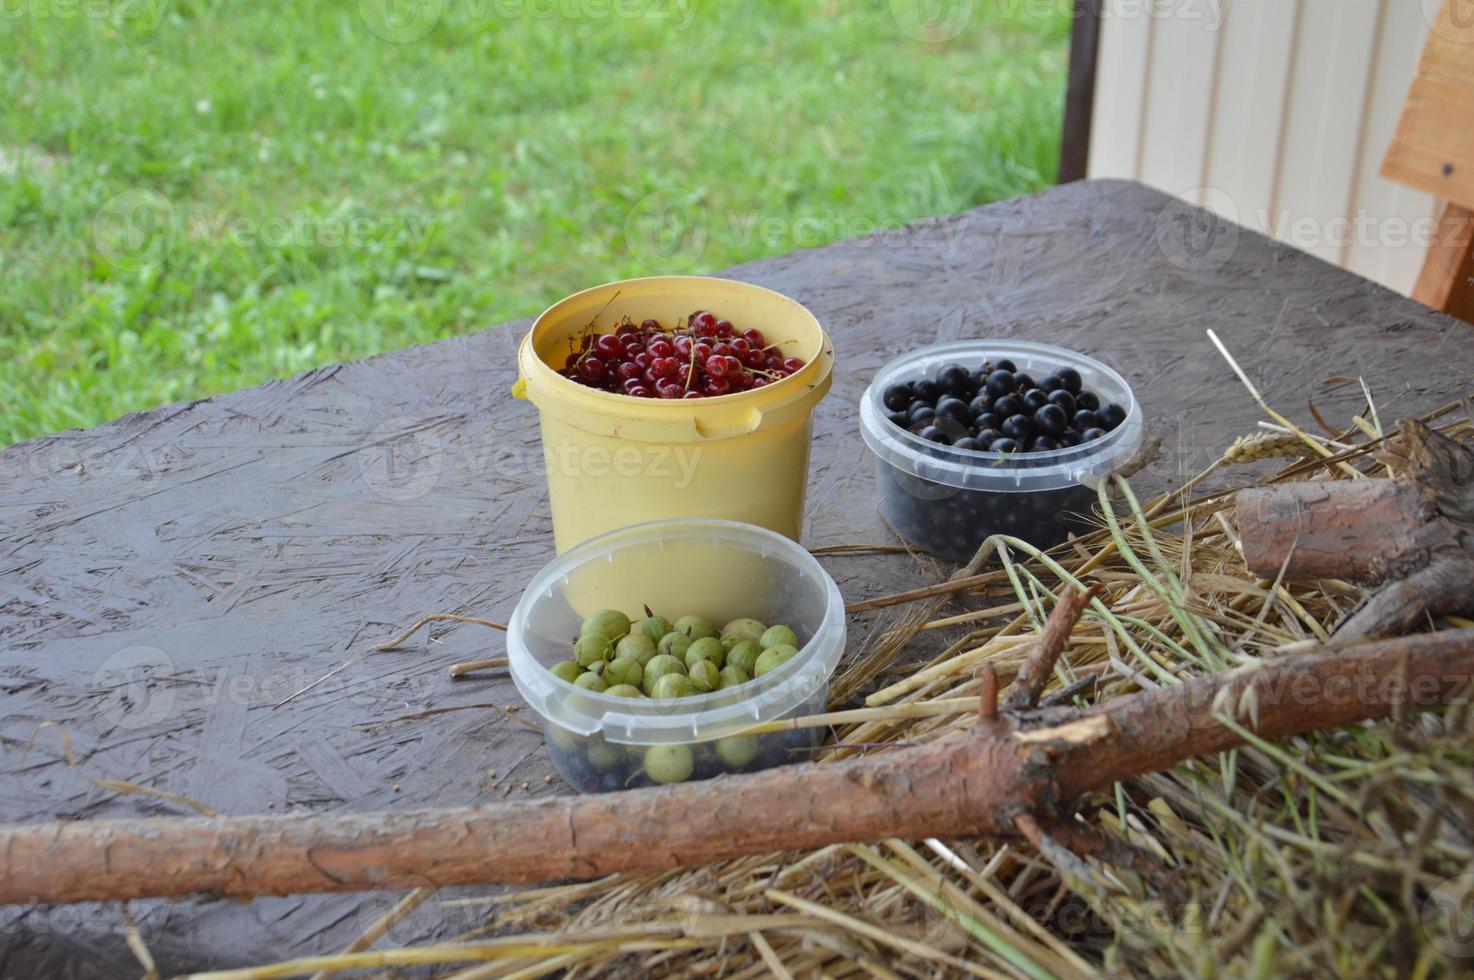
2,179,1469,977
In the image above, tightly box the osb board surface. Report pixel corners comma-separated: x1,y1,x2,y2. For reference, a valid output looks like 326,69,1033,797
2,179,1470,977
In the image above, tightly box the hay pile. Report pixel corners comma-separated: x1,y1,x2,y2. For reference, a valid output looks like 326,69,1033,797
212,403,1474,980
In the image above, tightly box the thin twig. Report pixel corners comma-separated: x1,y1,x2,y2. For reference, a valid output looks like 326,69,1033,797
450,658,510,678
377,614,508,651
1003,584,1101,711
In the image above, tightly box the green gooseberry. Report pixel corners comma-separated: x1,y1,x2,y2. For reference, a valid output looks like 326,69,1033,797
684,636,726,671
604,656,644,688
574,671,608,692
550,660,583,684
717,664,750,690
604,683,645,698
644,743,694,784
652,673,697,699
715,734,761,769
636,615,672,641
673,614,717,640
726,640,762,675
657,631,693,659
688,659,721,693
574,633,613,668
641,654,687,695
547,723,580,752
615,633,657,666
587,740,623,771
721,617,767,644
580,608,631,641
754,643,799,677
760,624,798,649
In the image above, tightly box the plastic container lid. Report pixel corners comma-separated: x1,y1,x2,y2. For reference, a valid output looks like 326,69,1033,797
507,519,846,744
859,339,1143,493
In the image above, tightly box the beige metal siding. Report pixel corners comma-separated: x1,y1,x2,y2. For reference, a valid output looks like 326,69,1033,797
1088,0,1436,295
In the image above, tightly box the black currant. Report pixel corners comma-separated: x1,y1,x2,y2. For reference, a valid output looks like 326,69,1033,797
1076,391,1100,412
1047,389,1076,415
937,364,972,398
935,396,970,422
886,410,909,429
1030,435,1060,452
913,379,941,404
974,412,1002,433
1097,403,1127,430
1055,367,1082,394
1058,430,1080,447
918,425,951,445
1041,374,1064,392
967,394,992,418
1034,403,1068,436
984,369,1016,399
1022,388,1049,411
1081,427,1107,443
1072,409,1099,431
995,359,1017,373
993,394,1022,418
975,427,1002,447
1001,414,1034,440
991,436,1021,453
909,404,936,426
882,383,913,412
953,436,982,451
1013,372,1035,394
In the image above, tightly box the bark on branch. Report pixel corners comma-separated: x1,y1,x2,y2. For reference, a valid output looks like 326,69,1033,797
1237,419,1474,639
3,628,1471,906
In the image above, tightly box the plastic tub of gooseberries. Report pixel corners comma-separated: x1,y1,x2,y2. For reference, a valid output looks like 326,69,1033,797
859,340,1143,561
507,518,845,792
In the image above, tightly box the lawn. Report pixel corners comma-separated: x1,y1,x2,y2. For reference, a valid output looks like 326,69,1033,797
0,0,1070,445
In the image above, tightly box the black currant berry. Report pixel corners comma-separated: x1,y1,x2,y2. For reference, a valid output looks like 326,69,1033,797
909,404,936,426
995,359,1017,373
886,410,909,429
993,394,1022,418
935,396,970,422
1097,403,1127,430
1081,427,1107,443
1072,409,1099,431
984,370,1016,399
991,436,1021,453
1058,430,1080,447
975,427,1002,447
938,364,972,397
967,394,992,418
1076,391,1100,412
974,412,1002,433
919,425,951,445
1001,414,1034,440
953,436,982,451
1055,367,1082,394
1041,374,1064,392
1030,435,1060,452
1022,388,1049,411
1034,403,1068,436
913,379,941,404
1047,390,1076,415
883,383,913,411
1013,373,1035,394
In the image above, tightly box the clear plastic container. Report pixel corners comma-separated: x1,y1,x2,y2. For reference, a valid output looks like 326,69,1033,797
507,519,846,793
859,340,1143,561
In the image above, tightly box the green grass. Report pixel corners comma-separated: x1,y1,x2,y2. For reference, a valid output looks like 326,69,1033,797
0,0,1069,445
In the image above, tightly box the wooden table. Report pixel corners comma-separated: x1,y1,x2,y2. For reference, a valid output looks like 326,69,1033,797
2,179,1468,975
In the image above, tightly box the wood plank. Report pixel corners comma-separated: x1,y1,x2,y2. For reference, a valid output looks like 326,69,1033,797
1382,0,1474,210
1087,0,1152,178
1137,1,1221,199
1058,0,1103,184
1202,0,1300,235
1412,202,1474,322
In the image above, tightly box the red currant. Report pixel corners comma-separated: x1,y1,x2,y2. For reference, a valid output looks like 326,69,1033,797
648,338,674,359
640,318,661,332
715,319,734,337
628,385,654,398
782,357,804,373
742,328,765,347
706,355,729,379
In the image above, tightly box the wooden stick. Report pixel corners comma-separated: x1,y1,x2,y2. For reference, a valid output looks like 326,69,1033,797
376,614,507,651
1003,584,1099,711
3,628,1471,906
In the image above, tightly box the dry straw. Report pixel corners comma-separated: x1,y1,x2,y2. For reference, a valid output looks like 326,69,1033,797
204,384,1474,979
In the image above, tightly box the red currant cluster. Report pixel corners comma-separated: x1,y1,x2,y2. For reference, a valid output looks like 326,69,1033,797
559,310,806,399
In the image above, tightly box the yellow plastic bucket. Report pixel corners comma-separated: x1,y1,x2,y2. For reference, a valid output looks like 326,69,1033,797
513,276,834,553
